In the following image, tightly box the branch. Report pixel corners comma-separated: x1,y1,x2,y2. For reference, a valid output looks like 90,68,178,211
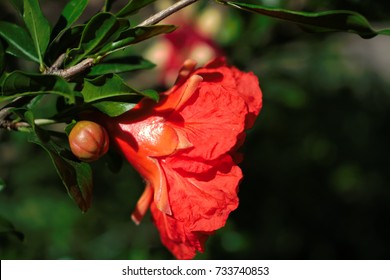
44,0,199,81
45,57,95,81
138,0,200,27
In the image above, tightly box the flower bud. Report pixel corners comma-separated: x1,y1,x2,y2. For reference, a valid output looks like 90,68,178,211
68,120,109,162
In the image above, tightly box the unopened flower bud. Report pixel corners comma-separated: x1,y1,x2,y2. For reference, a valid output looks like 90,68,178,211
68,120,109,162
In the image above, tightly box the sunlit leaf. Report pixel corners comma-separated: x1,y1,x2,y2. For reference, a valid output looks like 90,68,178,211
93,100,136,117
82,73,158,102
88,56,155,76
0,21,40,63
217,0,390,38
51,0,88,42
23,0,51,68
116,0,156,17
67,13,129,66
100,25,177,54
25,111,93,213
1,71,76,103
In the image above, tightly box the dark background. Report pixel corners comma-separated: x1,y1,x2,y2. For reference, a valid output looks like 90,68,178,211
1,0,390,259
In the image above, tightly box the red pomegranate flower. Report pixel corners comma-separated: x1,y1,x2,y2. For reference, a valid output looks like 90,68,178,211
101,58,262,259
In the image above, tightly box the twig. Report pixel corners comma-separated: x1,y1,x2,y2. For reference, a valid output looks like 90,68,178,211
138,0,200,27
50,53,66,70
45,57,95,81
0,107,15,130
44,0,199,81
0,96,33,130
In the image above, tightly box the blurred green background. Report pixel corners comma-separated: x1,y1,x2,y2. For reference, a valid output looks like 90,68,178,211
1,0,390,259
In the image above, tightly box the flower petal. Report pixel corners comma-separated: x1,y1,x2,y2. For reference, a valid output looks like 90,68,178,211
231,69,263,129
150,154,241,259
160,154,241,232
169,79,248,160
150,202,213,260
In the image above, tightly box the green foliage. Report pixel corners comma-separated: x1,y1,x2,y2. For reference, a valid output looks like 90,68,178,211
1,71,76,103
0,21,39,63
66,13,130,66
0,215,24,241
51,0,88,42
1,0,390,260
217,0,390,38
81,73,158,116
88,56,155,76
0,0,169,219
97,25,177,55
23,0,51,69
116,0,157,17
25,111,93,212
9,0,24,15
82,74,158,103
0,41,4,75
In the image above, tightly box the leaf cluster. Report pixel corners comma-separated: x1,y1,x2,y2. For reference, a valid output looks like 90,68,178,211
0,0,173,212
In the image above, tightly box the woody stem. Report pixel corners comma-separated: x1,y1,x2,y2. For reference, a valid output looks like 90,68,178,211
44,0,200,81
137,0,200,27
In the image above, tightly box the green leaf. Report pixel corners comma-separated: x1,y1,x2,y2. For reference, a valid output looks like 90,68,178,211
93,100,136,117
117,0,157,17
46,25,84,65
9,0,24,15
67,13,129,66
103,0,116,12
217,1,390,39
1,71,76,103
82,73,158,102
51,0,88,42
64,120,77,136
0,41,4,75
0,21,40,63
100,25,177,54
23,0,51,69
88,56,155,76
26,111,93,212
0,215,24,241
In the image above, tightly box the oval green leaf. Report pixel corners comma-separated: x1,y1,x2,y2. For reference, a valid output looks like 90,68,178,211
100,25,177,55
46,24,84,65
82,73,158,102
103,0,116,12
67,13,129,66
88,56,155,76
93,100,136,117
23,0,51,69
28,133,93,213
116,0,157,17
51,0,88,42
0,21,40,63
218,1,390,39
9,0,24,15
2,71,76,103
